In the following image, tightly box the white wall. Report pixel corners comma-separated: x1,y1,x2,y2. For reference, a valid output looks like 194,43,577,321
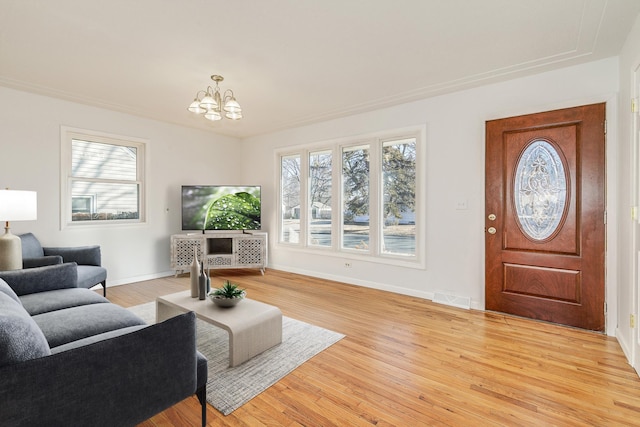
0,86,241,285
616,13,640,369
242,57,620,335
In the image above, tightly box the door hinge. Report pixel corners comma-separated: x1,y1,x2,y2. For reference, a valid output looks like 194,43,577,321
604,119,607,135
604,210,607,224
633,98,638,113
631,314,636,328
632,206,638,221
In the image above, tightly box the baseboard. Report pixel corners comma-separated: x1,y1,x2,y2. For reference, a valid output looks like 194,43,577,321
107,270,175,287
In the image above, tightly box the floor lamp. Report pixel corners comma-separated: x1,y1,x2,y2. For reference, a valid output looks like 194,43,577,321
0,189,37,271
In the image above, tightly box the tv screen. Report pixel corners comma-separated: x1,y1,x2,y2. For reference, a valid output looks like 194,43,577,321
181,185,261,231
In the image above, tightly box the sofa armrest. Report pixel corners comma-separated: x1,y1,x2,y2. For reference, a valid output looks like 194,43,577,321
0,311,200,427
44,245,102,266
23,255,63,268
0,263,78,296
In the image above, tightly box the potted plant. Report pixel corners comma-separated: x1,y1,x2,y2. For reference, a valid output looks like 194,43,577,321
208,280,246,307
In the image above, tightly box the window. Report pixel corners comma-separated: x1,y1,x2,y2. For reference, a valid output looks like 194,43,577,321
309,150,332,247
342,144,370,251
280,154,301,243
61,127,146,227
381,138,416,256
277,127,423,266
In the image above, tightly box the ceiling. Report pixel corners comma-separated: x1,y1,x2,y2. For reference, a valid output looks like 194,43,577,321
1,0,639,139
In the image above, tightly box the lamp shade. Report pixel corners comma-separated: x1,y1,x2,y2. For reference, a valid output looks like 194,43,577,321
0,190,37,221
225,111,243,120
223,98,242,113
204,110,222,121
188,99,206,114
199,94,218,110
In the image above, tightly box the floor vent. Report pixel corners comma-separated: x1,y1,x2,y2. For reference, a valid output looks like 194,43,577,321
432,293,471,310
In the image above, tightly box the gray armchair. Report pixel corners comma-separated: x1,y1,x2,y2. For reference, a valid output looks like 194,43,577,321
19,233,107,296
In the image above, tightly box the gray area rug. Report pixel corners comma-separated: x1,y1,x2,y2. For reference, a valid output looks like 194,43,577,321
128,302,345,415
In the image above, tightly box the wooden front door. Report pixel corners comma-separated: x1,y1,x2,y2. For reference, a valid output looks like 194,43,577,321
485,103,606,331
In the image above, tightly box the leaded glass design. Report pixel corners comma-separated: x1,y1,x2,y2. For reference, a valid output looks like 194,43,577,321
514,140,567,240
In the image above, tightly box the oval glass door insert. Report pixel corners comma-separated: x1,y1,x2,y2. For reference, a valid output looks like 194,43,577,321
514,140,567,241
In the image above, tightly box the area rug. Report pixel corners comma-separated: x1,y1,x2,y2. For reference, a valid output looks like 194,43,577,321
127,302,345,415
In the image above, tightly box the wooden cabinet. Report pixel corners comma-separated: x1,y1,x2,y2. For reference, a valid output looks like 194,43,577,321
171,232,267,275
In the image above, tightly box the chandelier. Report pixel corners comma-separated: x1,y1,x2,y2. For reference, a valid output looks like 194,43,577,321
188,75,243,121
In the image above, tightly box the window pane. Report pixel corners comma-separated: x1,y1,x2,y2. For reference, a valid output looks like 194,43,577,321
71,180,140,221
308,150,332,247
281,155,301,243
72,139,137,180
342,145,369,251
382,138,416,256
514,140,567,240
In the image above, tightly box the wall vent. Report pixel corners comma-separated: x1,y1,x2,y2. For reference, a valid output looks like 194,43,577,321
432,293,471,310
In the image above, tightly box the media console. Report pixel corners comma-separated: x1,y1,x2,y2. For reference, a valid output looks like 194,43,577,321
170,231,267,275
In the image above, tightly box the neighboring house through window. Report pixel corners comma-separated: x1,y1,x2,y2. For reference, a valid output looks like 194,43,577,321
61,127,146,228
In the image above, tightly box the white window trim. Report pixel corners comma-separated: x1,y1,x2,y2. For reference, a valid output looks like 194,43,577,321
60,126,148,230
276,125,426,269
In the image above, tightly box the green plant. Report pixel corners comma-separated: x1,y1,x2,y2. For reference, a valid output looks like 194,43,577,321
211,280,245,298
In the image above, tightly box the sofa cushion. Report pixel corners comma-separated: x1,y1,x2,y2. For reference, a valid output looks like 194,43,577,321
19,288,109,316
0,293,51,367
33,303,147,348
51,325,148,353
0,278,21,305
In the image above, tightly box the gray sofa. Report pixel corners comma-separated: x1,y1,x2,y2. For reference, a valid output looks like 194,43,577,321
0,263,208,427
19,232,108,296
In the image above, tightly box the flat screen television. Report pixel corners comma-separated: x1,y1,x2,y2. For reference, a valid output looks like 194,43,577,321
181,185,261,231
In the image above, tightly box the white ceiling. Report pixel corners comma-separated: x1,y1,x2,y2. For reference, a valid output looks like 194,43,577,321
1,0,639,138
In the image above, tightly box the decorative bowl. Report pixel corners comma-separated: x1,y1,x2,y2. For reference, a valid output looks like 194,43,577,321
209,291,246,307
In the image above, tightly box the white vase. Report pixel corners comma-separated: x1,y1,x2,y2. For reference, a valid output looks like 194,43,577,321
190,246,200,298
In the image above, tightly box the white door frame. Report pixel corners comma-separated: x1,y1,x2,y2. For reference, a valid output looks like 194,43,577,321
633,64,640,376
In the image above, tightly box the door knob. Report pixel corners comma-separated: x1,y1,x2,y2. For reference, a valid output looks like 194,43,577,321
488,214,496,221
487,227,496,234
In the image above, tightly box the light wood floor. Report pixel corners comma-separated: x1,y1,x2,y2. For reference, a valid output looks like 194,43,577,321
105,269,640,426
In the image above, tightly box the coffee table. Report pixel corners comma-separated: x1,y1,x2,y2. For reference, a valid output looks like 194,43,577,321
156,290,282,367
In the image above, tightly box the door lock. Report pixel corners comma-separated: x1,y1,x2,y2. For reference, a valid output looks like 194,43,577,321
488,214,496,221
487,227,497,234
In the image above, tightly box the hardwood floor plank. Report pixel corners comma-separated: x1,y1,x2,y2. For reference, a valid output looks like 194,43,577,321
101,269,640,426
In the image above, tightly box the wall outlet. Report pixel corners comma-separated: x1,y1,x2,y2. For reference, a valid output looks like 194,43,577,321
455,199,468,210
344,262,352,268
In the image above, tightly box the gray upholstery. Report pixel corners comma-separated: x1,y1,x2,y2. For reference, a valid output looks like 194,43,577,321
0,263,208,426
34,303,148,348
0,293,51,367
0,262,78,296
0,278,21,304
19,287,108,316
19,233,108,295
51,325,148,353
